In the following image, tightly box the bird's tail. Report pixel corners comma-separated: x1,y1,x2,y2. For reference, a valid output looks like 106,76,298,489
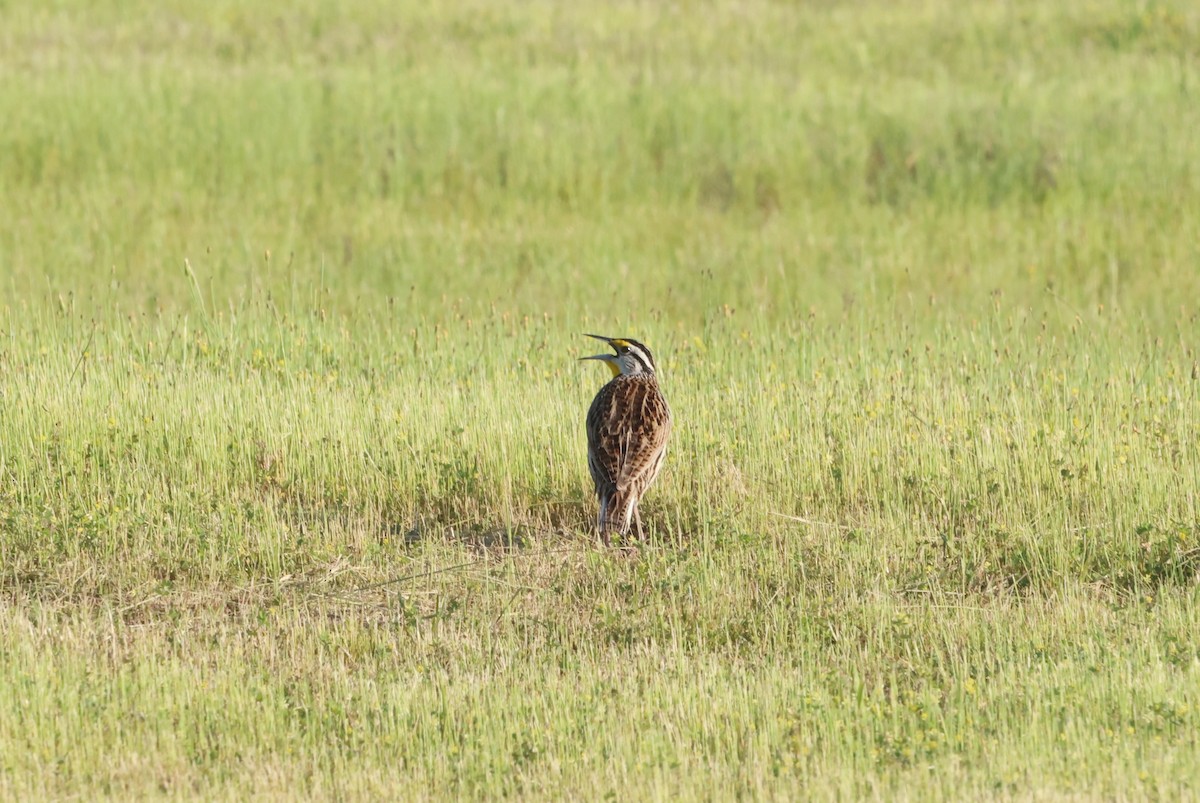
598,486,637,543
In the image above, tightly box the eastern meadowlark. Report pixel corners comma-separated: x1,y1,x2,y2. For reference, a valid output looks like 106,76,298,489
580,334,672,543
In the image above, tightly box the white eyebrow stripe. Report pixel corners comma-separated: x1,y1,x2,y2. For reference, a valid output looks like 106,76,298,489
627,343,654,373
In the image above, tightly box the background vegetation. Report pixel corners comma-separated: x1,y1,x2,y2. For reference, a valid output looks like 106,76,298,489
1,0,1198,797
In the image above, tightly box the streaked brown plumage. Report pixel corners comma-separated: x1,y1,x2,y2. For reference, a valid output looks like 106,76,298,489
580,335,671,543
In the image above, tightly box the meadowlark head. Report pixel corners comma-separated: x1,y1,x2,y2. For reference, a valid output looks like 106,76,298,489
579,334,658,378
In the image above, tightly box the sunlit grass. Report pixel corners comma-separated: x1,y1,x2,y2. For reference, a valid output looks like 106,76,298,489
1,0,1199,798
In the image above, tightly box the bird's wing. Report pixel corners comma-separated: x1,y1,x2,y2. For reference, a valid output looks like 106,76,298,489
586,378,671,494
586,382,620,494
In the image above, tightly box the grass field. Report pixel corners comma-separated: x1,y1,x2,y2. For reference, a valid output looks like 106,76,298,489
2,0,1199,798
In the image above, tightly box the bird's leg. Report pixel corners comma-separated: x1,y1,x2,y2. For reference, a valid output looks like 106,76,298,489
633,503,645,540
596,498,610,547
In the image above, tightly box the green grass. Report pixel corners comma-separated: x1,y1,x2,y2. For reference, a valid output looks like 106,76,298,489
2,0,1199,798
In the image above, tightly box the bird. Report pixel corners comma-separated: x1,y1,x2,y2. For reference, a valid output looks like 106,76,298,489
580,334,672,544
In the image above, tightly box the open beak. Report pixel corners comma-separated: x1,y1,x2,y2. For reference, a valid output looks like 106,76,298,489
579,334,621,376
582,333,617,346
